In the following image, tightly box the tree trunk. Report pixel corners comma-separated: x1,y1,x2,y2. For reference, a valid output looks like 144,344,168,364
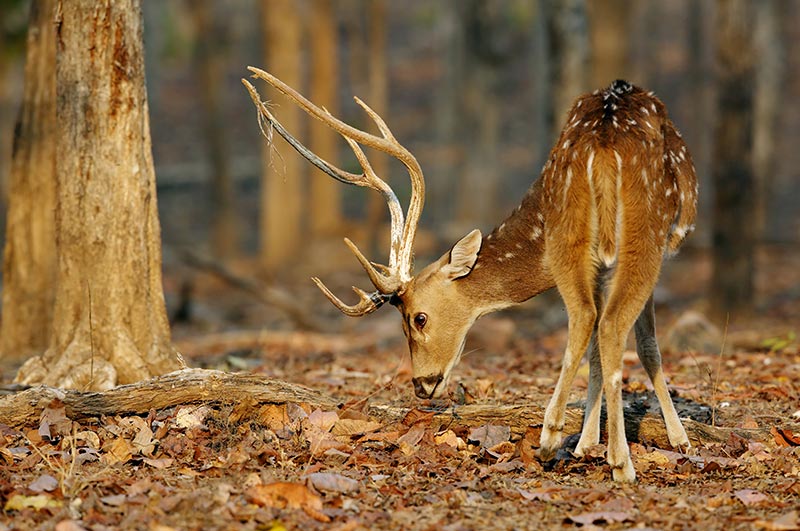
587,0,630,87
15,0,181,390
259,0,304,271
752,0,786,239
308,0,342,238
364,0,390,254
542,0,589,140
193,0,238,259
454,0,505,230
710,0,756,321
1,0,57,362
431,2,465,236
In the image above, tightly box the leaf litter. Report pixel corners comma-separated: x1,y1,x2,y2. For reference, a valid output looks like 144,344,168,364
1,317,799,530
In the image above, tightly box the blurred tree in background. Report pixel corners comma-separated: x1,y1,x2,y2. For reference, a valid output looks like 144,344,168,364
0,0,797,335
1,0,56,363
192,0,239,260
711,0,756,321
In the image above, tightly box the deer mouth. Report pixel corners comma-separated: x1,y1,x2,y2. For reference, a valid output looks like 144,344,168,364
412,374,444,399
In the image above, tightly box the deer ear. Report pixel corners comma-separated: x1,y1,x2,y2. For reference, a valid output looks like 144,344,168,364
443,229,482,280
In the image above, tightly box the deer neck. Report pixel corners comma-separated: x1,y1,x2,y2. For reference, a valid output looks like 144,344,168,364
459,178,555,314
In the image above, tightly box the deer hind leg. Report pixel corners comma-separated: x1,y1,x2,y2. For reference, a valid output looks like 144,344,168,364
540,251,597,460
598,253,662,482
575,270,611,456
574,332,603,456
634,295,690,450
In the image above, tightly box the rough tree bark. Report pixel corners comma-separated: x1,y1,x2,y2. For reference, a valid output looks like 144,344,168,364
259,0,303,270
15,0,182,390
710,0,756,321
308,0,342,238
1,0,57,362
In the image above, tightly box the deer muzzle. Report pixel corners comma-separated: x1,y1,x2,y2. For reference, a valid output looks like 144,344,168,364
412,374,444,399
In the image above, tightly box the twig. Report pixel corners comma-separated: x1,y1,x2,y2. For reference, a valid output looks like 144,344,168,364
711,314,730,427
177,248,324,332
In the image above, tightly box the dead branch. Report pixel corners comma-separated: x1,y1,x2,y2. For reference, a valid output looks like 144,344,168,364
174,329,384,358
0,369,337,426
0,368,777,449
177,248,323,332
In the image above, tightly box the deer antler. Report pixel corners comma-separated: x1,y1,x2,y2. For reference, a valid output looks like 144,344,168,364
242,67,425,315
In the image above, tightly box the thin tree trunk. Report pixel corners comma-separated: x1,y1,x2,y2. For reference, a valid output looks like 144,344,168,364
588,0,630,87
1,0,57,362
753,0,786,239
364,0,390,254
15,0,181,390
710,0,756,320
308,0,342,238
454,0,504,230
542,0,589,140
259,0,304,271
193,0,238,259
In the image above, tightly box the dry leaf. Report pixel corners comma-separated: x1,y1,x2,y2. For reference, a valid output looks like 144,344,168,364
434,430,465,450
29,474,59,493
247,482,330,522
142,457,174,469
55,520,89,531
735,489,770,506
100,494,127,507
397,424,426,447
468,425,510,449
104,437,134,465
39,401,71,440
755,510,800,531
174,405,210,430
306,472,360,494
4,494,63,512
771,427,800,447
637,450,672,467
258,404,290,432
130,418,155,456
331,419,382,437
567,511,633,525
308,409,339,432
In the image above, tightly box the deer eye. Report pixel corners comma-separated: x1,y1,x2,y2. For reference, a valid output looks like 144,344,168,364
413,313,428,330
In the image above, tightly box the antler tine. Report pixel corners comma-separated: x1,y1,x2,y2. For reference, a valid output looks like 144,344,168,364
243,79,365,187
311,278,391,317
244,76,404,294
247,66,425,284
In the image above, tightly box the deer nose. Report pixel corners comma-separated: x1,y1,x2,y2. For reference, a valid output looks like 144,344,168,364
412,374,444,399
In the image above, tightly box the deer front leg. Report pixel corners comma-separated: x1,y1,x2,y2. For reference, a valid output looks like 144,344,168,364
634,295,690,450
574,334,603,456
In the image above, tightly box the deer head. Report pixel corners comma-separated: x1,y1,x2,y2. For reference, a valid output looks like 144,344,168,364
243,68,488,398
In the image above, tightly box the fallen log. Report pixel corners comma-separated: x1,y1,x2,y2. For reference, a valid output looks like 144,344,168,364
0,368,777,449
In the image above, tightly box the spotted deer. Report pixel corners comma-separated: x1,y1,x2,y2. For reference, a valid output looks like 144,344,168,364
243,69,697,482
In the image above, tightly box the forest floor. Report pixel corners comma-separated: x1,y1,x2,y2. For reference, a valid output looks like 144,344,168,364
1,248,799,531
